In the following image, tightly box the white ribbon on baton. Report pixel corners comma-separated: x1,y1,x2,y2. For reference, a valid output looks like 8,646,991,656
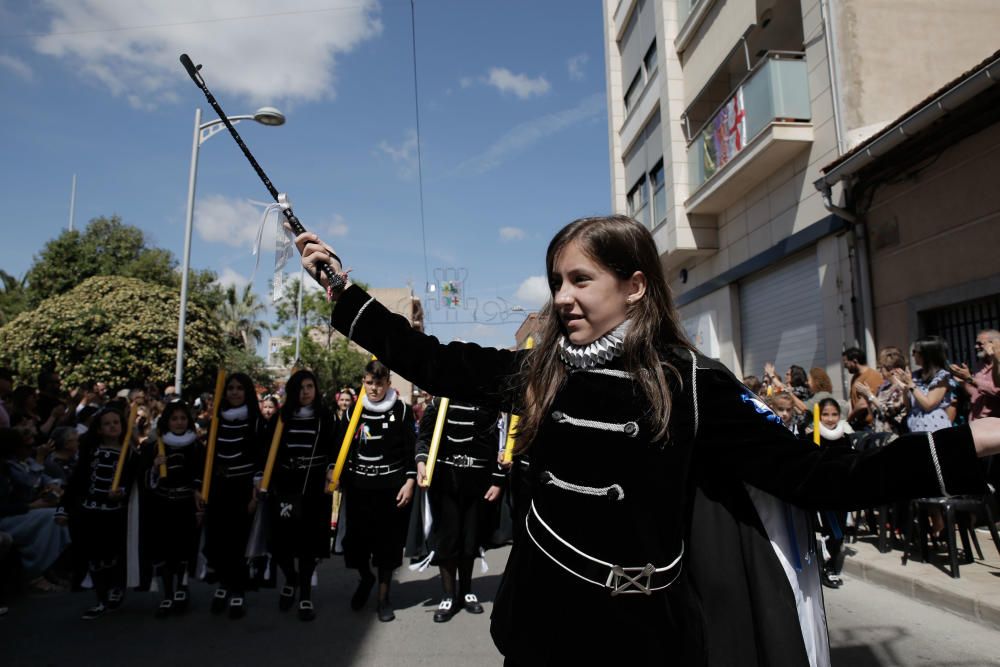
249,193,296,285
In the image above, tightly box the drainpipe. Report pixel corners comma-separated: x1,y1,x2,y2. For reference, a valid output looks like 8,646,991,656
818,180,877,365
819,0,847,154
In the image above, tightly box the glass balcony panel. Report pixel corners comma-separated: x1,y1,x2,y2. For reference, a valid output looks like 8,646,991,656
687,55,810,193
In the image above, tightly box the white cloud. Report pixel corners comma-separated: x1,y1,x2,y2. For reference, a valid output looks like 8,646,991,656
515,275,550,308
195,195,263,248
455,93,605,174
323,214,349,237
486,67,550,99
215,266,249,290
32,0,382,107
459,76,475,88
499,226,525,241
567,53,589,81
0,54,34,80
377,129,418,178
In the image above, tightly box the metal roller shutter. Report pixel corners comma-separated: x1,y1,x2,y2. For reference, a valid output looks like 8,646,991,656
739,250,825,378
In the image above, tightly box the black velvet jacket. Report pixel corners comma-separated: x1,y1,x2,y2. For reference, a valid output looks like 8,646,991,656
416,398,506,487
345,394,416,490
331,285,985,666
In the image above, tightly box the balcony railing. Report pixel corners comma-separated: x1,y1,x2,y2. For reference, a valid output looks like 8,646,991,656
688,53,811,192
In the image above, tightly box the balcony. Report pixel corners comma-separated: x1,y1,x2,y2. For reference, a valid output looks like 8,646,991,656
685,53,813,216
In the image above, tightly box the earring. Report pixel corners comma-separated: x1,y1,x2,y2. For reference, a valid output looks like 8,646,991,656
626,297,633,306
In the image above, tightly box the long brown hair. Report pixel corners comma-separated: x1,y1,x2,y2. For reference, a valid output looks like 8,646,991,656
513,215,691,452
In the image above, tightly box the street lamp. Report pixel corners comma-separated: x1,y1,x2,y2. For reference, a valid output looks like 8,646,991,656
175,106,286,397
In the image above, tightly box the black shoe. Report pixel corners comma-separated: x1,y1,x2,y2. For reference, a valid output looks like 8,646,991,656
462,593,484,614
172,589,189,613
821,571,842,589
228,597,246,619
81,603,108,620
211,589,228,614
433,598,456,623
350,575,375,611
377,600,395,622
155,599,173,618
298,600,316,622
106,588,124,610
279,586,296,611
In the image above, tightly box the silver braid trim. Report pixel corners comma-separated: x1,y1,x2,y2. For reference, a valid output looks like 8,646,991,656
571,367,634,379
348,297,375,341
551,410,639,437
927,432,950,497
543,471,625,501
689,349,699,440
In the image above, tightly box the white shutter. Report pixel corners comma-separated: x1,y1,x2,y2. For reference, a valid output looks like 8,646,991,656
739,250,825,378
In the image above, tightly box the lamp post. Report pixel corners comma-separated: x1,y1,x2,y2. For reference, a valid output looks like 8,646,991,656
175,106,286,397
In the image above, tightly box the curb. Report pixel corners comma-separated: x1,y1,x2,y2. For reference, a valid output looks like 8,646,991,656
842,547,1000,631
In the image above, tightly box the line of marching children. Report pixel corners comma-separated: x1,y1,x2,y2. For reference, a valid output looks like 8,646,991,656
57,362,510,623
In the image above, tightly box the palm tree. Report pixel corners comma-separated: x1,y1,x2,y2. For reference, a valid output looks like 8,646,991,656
217,284,270,351
0,270,29,326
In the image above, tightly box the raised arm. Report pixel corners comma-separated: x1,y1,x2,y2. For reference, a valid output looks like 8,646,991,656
294,229,523,409
694,358,996,511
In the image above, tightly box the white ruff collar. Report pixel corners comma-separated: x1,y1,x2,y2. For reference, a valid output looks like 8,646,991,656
363,388,398,413
295,405,315,418
819,421,846,440
163,430,197,448
222,405,248,421
557,320,630,369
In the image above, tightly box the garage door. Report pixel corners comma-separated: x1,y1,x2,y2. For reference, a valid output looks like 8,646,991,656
739,250,825,378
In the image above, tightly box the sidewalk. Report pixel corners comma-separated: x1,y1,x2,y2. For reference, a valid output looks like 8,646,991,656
841,529,1000,630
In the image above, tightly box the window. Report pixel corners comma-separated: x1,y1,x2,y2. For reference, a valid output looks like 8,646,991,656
643,41,658,77
623,38,658,113
650,160,666,227
624,71,643,113
627,177,650,229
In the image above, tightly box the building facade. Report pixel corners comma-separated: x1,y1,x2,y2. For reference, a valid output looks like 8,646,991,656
602,0,1000,391
818,51,1000,370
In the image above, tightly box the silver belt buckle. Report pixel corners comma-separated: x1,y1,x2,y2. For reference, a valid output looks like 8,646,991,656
455,454,473,467
605,563,656,596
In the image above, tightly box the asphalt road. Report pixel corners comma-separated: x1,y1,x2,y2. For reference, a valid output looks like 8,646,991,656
5,547,1000,666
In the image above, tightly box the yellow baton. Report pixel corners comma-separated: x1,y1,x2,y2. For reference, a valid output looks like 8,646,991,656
423,397,450,488
201,369,227,501
111,402,138,493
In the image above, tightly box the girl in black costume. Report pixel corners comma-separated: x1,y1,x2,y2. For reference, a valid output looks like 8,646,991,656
294,215,1000,666
202,372,266,618
268,369,337,621
146,401,201,618
59,408,138,620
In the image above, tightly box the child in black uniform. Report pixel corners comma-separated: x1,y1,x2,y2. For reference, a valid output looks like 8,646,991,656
147,401,202,617
269,369,337,621
416,398,504,622
807,397,855,589
202,372,265,618
59,407,137,620
340,360,416,622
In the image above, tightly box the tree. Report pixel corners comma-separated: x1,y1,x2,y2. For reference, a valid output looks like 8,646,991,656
272,277,368,396
0,270,28,326
24,215,224,310
218,284,270,351
0,275,225,392
279,335,368,399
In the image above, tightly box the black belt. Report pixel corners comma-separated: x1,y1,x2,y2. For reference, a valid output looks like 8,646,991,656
153,487,195,501
439,454,489,469
525,501,683,595
352,461,405,477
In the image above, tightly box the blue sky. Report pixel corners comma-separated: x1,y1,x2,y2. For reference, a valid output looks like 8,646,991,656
0,0,611,349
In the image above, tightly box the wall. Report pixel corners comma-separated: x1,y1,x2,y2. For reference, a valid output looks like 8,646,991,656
864,120,1000,351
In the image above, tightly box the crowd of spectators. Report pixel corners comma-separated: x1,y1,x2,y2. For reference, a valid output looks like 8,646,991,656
742,330,1000,583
